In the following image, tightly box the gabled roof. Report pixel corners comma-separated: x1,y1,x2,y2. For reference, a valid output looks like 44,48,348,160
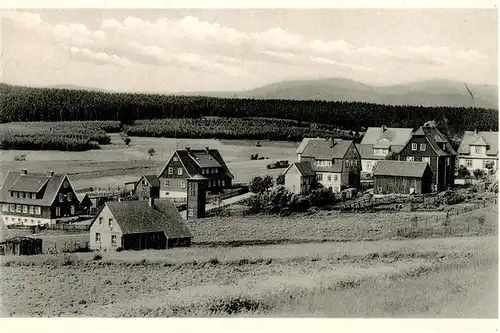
9,177,49,192
300,138,353,160
373,160,430,178
102,200,192,239
285,162,316,177
76,193,88,202
458,131,498,156
0,171,68,206
296,138,321,154
159,149,234,179
407,126,457,156
361,127,413,146
356,144,405,160
139,175,160,188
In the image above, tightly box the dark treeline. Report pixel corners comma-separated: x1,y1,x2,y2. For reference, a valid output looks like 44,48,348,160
1,83,497,134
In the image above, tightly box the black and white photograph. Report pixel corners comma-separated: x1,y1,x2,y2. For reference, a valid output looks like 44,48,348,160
0,2,498,324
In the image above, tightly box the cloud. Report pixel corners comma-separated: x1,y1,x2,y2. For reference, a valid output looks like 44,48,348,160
2,10,493,86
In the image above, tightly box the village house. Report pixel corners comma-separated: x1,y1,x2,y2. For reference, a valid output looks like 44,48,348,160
356,126,413,174
134,175,160,200
396,122,456,192
0,170,79,227
373,160,433,195
89,198,192,251
457,130,498,174
157,147,234,199
296,138,361,193
76,193,93,215
282,162,316,194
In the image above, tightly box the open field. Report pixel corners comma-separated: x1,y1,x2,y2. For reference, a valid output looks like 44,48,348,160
0,134,296,189
0,236,496,317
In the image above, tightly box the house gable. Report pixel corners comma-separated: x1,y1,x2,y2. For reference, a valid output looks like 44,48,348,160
158,152,191,179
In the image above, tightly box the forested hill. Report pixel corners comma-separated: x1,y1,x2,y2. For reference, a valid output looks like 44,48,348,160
0,83,497,135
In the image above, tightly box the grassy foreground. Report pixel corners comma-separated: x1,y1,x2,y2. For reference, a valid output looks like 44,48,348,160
0,236,497,317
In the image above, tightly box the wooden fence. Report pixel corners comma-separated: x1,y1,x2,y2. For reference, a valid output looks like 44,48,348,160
340,193,440,212
49,223,91,231
45,240,90,254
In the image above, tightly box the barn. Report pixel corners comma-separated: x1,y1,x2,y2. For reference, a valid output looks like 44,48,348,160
0,236,43,256
89,198,192,251
373,160,432,195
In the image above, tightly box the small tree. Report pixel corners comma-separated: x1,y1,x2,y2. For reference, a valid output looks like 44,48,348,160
485,161,495,175
473,168,486,180
123,136,131,146
250,176,264,193
456,164,470,179
148,148,156,158
276,174,285,185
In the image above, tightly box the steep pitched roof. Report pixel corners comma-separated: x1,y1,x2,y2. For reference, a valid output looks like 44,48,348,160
373,160,429,178
103,200,192,239
361,127,413,146
159,149,234,179
296,138,322,154
143,175,160,188
356,144,405,160
458,131,498,156
301,138,353,160
0,171,68,206
407,126,457,156
285,162,316,177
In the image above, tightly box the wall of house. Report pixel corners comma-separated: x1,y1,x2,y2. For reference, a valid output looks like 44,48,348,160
317,172,342,193
159,178,188,198
374,175,423,195
437,156,455,191
361,159,378,173
89,206,123,251
398,137,440,187
136,181,159,200
123,232,167,250
50,177,80,219
284,166,302,194
186,180,206,219
342,143,362,174
1,214,52,227
459,156,498,172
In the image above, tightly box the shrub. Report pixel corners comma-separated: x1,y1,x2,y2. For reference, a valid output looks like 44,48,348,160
93,254,103,261
473,168,486,180
276,174,285,185
115,247,123,252
249,175,273,194
440,190,465,205
307,188,337,207
456,164,470,179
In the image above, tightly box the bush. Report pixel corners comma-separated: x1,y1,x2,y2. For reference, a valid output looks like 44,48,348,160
276,174,285,185
473,168,486,180
93,254,103,260
440,190,465,205
307,188,337,207
249,175,273,194
456,164,470,179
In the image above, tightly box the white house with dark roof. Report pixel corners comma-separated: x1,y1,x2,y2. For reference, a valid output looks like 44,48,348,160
295,138,361,193
282,162,317,194
0,170,79,227
457,130,498,173
89,198,192,251
357,126,413,173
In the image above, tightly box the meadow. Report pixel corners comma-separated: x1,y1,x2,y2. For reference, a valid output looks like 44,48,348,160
0,132,297,190
0,236,496,317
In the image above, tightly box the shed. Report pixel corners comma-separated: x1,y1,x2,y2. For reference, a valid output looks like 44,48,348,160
373,160,432,195
0,236,43,256
283,162,316,194
89,198,192,251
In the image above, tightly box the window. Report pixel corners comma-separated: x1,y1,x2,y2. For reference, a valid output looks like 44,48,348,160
334,175,338,182
67,192,72,202
327,175,331,181
14,191,18,198
406,156,415,162
70,205,76,215
215,168,219,174
22,205,28,213
29,206,35,214
189,183,196,196
188,209,194,217
142,179,148,186
221,180,225,187
31,192,36,199
95,233,101,243
10,204,15,212
465,159,473,167
165,180,170,187
420,143,426,151
173,156,178,162
482,160,490,168
35,207,41,215
474,146,481,154
317,174,323,181
55,206,61,217
181,181,186,189
217,180,221,186
2,204,8,212
201,169,205,175
207,180,212,188
168,167,173,175
446,157,450,166
59,193,64,203
346,160,350,167
177,168,183,176
108,218,113,228
411,143,418,151
422,157,430,165
21,192,25,199
111,235,117,246
16,205,21,213
99,217,103,226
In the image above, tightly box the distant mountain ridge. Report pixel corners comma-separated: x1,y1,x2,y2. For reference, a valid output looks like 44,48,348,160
36,78,499,109
176,78,498,109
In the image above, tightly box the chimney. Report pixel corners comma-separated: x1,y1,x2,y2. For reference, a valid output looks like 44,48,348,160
148,197,155,208
20,169,27,176
474,129,477,135
329,137,335,148
382,125,387,132
118,197,122,202
205,146,210,152
185,146,191,152
46,171,54,177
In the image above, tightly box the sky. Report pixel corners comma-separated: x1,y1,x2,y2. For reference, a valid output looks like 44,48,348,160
0,8,498,93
